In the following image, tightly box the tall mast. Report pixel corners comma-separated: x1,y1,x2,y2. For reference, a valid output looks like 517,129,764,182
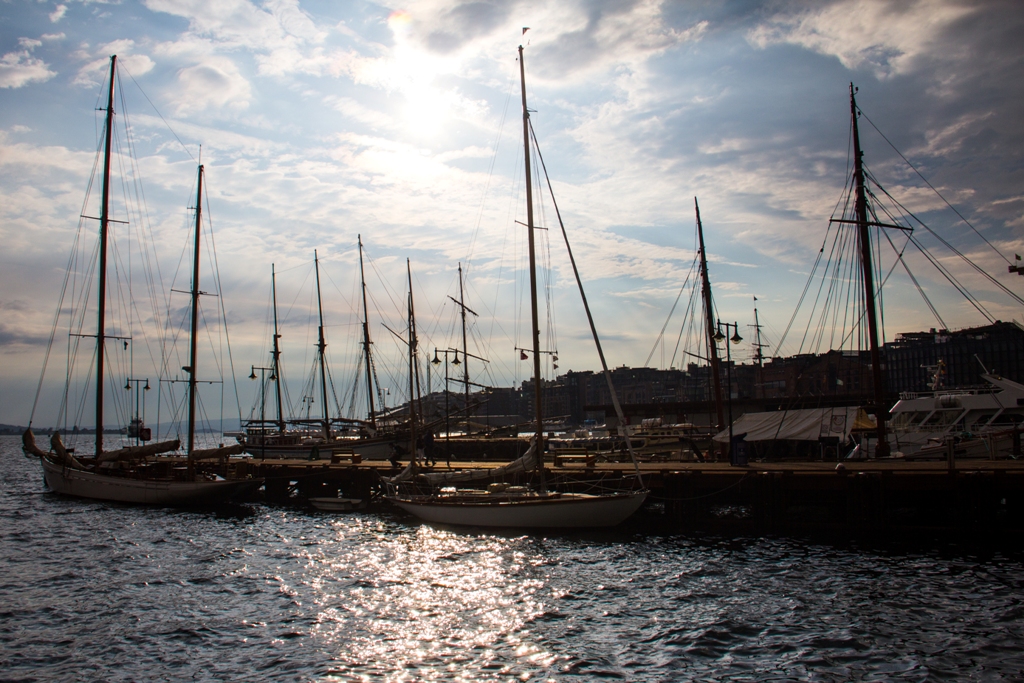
271,263,284,431
406,259,418,459
752,299,765,401
458,262,470,433
850,83,889,457
186,164,204,456
752,299,765,368
314,250,331,440
95,54,116,456
358,235,377,429
695,197,725,441
519,45,546,489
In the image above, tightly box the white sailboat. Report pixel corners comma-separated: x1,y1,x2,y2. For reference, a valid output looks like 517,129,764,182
386,46,648,528
22,55,257,505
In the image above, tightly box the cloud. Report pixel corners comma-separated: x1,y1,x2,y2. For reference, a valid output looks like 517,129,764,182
174,58,253,114
49,4,68,23
384,0,705,84
0,51,56,89
73,41,156,86
145,0,332,76
0,324,49,348
747,0,977,79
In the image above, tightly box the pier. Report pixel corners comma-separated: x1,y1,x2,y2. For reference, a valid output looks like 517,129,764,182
232,456,1024,534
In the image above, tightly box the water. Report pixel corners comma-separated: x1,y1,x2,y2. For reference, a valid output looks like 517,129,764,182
3,434,1023,681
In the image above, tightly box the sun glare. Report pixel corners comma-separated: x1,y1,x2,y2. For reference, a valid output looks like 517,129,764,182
387,10,412,31
380,9,472,140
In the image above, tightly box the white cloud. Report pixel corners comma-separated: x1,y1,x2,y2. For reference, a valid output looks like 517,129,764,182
0,51,56,89
174,58,252,114
74,41,156,85
49,4,68,23
748,0,976,79
915,111,996,157
145,0,332,76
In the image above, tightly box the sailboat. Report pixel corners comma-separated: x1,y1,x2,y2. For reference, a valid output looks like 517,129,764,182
235,241,404,460
236,256,332,459
22,55,257,505
385,46,648,528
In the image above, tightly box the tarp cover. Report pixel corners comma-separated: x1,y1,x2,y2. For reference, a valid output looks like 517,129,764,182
713,407,875,443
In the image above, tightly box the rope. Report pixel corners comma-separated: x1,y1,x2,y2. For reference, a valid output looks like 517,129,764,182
529,119,644,487
858,107,1009,266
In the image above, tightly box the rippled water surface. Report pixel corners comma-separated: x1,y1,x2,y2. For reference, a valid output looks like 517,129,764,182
3,435,1024,681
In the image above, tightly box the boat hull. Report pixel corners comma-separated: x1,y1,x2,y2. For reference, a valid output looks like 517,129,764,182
389,490,647,528
40,457,261,506
309,497,363,511
240,438,395,460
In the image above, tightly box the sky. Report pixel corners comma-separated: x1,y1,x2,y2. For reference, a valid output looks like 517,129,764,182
2,0,1023,428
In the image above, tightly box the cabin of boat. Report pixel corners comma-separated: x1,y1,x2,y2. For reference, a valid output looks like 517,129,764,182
889,373,1024,453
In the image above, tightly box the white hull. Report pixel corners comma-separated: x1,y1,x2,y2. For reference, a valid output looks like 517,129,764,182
389,490,647,528
41,457,260,506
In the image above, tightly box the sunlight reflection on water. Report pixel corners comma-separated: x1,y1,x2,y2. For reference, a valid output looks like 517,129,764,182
3,437,1024,681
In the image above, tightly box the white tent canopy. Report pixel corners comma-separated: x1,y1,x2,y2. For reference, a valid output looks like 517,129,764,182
713,407,874,443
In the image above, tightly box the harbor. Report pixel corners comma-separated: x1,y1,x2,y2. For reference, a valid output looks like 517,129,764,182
4,436,1024,681
182,446,1024,534
4,2,1024,680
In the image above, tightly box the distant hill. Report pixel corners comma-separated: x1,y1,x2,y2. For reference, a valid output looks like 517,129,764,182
0,418,243,436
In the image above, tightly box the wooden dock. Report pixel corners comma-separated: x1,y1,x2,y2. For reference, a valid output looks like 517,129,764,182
232,456,1024,533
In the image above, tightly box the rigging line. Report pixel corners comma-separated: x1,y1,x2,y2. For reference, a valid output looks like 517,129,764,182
671,280,702,369
821,222,854,352
868,190,956,328
867,203,889,345
529,119,643,485
857,107,1008,266
320,263,357,313
840,222,863,350
531,142,558,363
489,147,523,353
843,226,863,350
828,236,919,353
907,234,995,322
868,181,1024,307
776,228,829,354
810,225,840,352
878,222,947,328
795,223,843,354
464,71,516,272
203,182,243,423
644,260,696,367
29,205,96,426
365,252,404,319
119,62,196,162
281,262,314,324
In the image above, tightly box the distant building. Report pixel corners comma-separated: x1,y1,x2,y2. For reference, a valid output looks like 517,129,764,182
759,350,873,400
461,322,1023,428
884,321,1024,393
